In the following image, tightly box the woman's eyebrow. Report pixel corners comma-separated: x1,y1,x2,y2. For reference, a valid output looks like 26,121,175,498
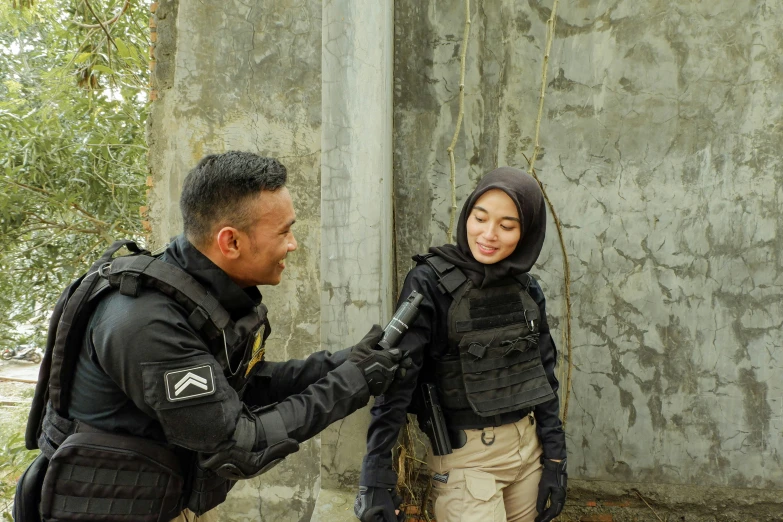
473,205,521,223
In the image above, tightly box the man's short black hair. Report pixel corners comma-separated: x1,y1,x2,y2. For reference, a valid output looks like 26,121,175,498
180,151,287,246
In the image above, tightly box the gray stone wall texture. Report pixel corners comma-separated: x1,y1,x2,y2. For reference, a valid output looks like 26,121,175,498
148,1,323,521
393,0,783,492
149,0,783,519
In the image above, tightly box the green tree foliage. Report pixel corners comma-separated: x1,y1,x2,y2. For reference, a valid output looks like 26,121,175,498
0,0,149,350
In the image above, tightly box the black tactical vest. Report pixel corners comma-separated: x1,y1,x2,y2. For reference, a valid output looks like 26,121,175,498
418,254,556,428
25,240,270,518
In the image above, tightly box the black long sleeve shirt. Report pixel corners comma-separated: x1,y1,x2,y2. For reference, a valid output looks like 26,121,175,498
68,235,368,454
360,263,566,487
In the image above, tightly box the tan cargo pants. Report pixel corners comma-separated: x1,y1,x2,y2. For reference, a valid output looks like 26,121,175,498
169,508,219,522
426,413,543,522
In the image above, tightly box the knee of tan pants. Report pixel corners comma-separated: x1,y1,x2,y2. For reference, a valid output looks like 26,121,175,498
428,467,506,522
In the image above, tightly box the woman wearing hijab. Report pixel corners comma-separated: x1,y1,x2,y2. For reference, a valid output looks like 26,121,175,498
354,168,567,522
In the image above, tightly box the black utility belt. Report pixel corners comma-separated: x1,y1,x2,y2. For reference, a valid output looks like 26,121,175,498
445,407,532,431
446,408,533,451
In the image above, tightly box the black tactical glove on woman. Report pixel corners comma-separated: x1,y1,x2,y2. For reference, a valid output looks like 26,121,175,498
535,458,567,522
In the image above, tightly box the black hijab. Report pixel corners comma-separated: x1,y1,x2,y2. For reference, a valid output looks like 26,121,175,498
430,167,547,288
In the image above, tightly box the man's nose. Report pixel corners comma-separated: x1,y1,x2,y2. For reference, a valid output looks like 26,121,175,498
288,235,298,251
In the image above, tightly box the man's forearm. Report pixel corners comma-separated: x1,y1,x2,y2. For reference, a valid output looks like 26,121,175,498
271,360,369,443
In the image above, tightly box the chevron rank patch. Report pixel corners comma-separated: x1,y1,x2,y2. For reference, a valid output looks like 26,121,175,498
164,365,216,402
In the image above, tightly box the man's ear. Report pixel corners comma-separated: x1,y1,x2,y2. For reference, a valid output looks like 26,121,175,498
215,226,242,260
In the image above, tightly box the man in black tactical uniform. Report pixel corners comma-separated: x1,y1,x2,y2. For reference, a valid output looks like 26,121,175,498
16,151,406,522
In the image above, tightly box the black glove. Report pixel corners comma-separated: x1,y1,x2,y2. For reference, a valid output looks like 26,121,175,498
535,458,567,522
349,325,404,396
354,486,404,522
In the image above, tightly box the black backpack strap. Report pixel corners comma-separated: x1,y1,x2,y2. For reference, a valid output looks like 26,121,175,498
26,241,148,448
105,255,232,339
25,282,74,449
416,253,468,296
87,240,148,273
48,270,111,416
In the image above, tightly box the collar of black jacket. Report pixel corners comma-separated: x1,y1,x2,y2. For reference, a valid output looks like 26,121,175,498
161,235,262,319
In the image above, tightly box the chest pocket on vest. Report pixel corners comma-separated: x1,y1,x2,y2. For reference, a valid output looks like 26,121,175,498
453,286,555,417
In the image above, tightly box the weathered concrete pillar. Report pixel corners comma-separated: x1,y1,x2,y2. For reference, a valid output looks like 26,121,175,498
313,0,394,519
148,1,325,520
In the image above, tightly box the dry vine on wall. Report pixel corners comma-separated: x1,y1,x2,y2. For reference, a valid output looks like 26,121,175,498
522,0,573,426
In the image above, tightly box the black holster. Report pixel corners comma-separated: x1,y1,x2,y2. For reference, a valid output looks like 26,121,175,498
39,432,184,522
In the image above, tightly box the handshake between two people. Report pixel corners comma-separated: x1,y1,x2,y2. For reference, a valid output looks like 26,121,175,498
348,291,423,396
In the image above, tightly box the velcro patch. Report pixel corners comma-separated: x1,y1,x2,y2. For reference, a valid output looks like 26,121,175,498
432,472,449,484
164,365,216,402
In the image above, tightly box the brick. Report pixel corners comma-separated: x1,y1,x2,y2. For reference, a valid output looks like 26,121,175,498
150,2,158,13
580,515,613,522
149,16,157,28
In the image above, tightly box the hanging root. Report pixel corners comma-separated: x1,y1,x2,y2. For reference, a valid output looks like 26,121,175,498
524,0,573,426
446,0,472,243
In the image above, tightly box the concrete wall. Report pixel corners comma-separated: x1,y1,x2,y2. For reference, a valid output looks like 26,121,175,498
149,1,325,520
149,0,783,519
393,0,783,494
314,1,394,520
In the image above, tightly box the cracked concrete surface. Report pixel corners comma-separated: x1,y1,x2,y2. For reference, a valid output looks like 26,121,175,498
148,1,323,521
394,0,783,501
150,0,783,519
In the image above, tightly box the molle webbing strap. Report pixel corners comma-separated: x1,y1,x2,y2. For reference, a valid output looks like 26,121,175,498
456,291,537,332
437,361,546,392
106,255,231,339
456,312,528,332
469,386,554,413
420,254,468,295
51,492,159,517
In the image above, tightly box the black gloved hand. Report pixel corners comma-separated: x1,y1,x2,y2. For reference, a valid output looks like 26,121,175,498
349,325,403,396
354,486,404,522
535,458,567,522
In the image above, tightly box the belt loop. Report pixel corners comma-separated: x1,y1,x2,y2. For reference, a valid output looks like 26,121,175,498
481,427,495,446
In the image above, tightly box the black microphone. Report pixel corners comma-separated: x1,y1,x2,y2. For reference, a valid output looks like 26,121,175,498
377,290,424,350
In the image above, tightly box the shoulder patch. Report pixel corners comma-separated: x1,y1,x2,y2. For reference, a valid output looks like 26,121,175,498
164,365,216,402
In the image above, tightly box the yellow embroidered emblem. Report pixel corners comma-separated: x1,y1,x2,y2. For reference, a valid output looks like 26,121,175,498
245,325,266,376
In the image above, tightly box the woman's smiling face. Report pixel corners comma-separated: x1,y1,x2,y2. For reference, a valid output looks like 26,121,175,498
465,188,522,265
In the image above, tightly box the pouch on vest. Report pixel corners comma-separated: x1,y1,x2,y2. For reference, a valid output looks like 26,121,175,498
40,432,184,522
